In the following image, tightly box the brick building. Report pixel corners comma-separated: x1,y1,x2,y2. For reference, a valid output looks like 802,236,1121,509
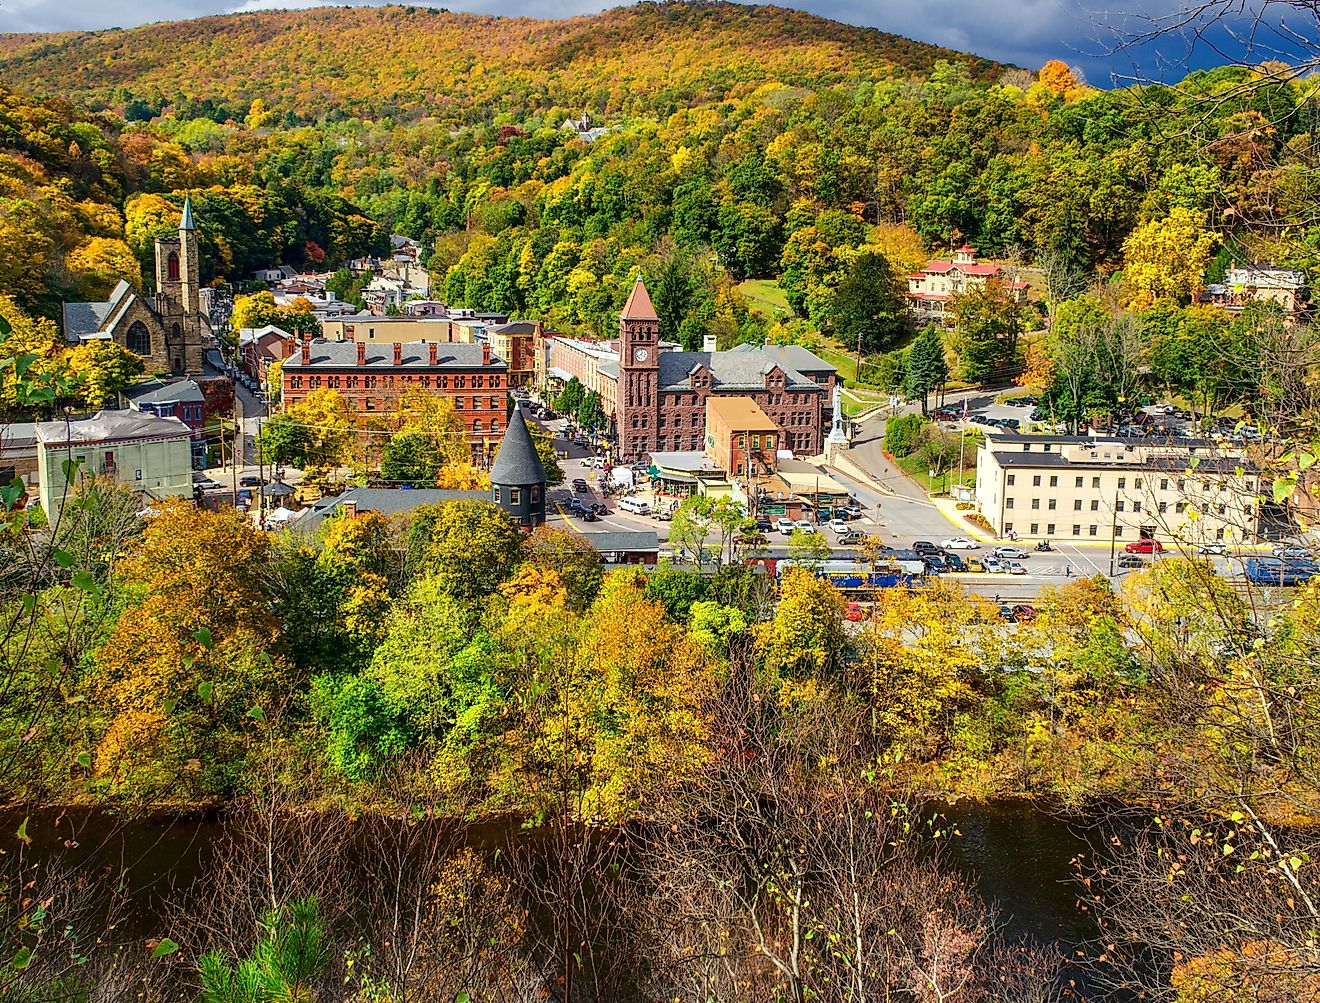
616,278,835,461
705,397,781,478
280,338,509,458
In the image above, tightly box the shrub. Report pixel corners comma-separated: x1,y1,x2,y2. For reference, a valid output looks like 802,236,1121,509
884,414,927,458
964,512,993,531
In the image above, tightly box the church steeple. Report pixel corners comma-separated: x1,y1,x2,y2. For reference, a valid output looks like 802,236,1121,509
180,196,196,231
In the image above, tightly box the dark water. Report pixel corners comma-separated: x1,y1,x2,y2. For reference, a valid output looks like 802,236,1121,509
0,800,1106,977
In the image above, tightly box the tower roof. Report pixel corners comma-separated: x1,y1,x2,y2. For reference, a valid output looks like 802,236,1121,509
180,197,196,231
489,403,546,487
621,276,658,321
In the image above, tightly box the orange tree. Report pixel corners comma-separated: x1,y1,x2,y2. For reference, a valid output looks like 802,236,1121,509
90,501,292,800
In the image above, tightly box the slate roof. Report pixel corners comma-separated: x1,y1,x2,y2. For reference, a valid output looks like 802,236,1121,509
579,530,659,553
180,197,196,231
298,486,486,531
124,379,206,407
622,278,658,320
726,342,835,376
489,404,546,486
62,280,136,343
490,321,538,335
280,339,506,370
35,410,190,446
656,349,829,392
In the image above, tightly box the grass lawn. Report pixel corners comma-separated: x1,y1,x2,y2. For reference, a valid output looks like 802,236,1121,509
737,278,791,318
892,429,982,494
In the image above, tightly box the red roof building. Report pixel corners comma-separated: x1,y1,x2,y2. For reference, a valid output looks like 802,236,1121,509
907,245,1029,326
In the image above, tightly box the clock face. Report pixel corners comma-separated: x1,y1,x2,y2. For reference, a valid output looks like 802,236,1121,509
635,348,648,362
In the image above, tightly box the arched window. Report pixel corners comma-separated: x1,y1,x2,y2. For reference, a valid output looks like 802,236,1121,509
167,253,179,282
473,419,483,434
171,322,181,342
126,321,151,357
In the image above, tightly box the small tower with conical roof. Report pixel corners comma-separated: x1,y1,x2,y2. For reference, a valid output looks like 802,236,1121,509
490,403,547,530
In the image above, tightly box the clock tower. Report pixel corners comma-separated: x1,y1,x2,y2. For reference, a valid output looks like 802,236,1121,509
619,276,660,460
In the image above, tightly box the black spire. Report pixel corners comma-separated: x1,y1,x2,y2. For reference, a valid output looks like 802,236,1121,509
490,403,546,487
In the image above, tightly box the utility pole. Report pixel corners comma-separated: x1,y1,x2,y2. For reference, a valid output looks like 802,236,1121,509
1108,487,1119,577
256,418,264,527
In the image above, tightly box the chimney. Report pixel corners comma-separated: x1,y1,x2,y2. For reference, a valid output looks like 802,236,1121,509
393,343,403,366
703,334,718,353
357,343,366,365
300,336,310,366
283,336,298,360
429,343,438,366
342,500,357,518
482,343,491,365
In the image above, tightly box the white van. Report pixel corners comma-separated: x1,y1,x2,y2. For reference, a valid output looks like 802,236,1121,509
618,497,651,516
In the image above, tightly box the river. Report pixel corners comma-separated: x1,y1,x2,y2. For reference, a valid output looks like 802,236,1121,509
1,799,1117,994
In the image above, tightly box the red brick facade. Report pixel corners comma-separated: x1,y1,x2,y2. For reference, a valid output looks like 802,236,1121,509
615,279,835,461
281,337,509,452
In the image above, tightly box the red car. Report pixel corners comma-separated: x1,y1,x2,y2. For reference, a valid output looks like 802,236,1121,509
845,602,866,622
1125,538,1165,554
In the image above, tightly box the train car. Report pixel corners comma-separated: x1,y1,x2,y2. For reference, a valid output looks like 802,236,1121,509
1244,556,1319,586
776,558,922,591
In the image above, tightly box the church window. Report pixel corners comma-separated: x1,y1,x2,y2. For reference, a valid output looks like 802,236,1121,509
127,322,151,357
171,322,181,342
167,253,179,282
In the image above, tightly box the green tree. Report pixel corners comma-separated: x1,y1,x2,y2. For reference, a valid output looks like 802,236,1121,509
903,325,949,415
756,567,847,677
948,277,1028,382
831,249,908,355
409,500,524,604
380,430,443,487
787,527,831,573
198,899,329,1003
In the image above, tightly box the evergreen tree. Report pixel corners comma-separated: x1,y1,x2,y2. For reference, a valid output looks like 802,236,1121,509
904,324,949,415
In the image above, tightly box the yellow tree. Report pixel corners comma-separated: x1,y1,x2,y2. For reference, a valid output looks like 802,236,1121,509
755,568,847,677
65,236,142,299
1121,207,1219,309
856,581,983,753
64,340,145,409
0,294,64,412
288,387,356,468
92,501,289,798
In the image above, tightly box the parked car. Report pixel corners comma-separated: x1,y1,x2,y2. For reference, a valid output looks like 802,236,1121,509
992,546,1028,560
828,518,850,535
924,556,948,574
838,530,863,546
572,478,588,492
794,519,814,532
568,497,584,512
239,476,266,488
912,540,943,556
843,503,864,519
1124,538,1165,554
1117,553,1147,569
1272,544,1312,559
580,509,598,522
845,602,866,622
755,518,773,532
192,476,221,491
1002,559,1027,575
777,517,796,535
966,557,985,573
944,553,966,572
590,502,609,516
1011,604,1037,622
941,537,979,550
1197,542,1228,555
997,604,1015,620
982,557,1004,574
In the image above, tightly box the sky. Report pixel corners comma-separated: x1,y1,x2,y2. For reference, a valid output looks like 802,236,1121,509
0,0,1300,85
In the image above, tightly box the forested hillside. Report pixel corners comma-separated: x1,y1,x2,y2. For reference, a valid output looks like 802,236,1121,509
0,3,1001,123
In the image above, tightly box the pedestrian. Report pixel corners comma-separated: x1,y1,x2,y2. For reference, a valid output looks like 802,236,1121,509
994,593,1000,604
1066,563,1071,578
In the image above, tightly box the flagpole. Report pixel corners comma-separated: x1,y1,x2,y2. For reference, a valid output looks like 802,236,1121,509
957,398,967,495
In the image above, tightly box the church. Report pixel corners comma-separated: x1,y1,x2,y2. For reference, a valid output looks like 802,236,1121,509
62,198,209,375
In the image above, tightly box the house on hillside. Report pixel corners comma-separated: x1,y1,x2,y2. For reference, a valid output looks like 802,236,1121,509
1204,264,1308,316
907,244,1029,327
